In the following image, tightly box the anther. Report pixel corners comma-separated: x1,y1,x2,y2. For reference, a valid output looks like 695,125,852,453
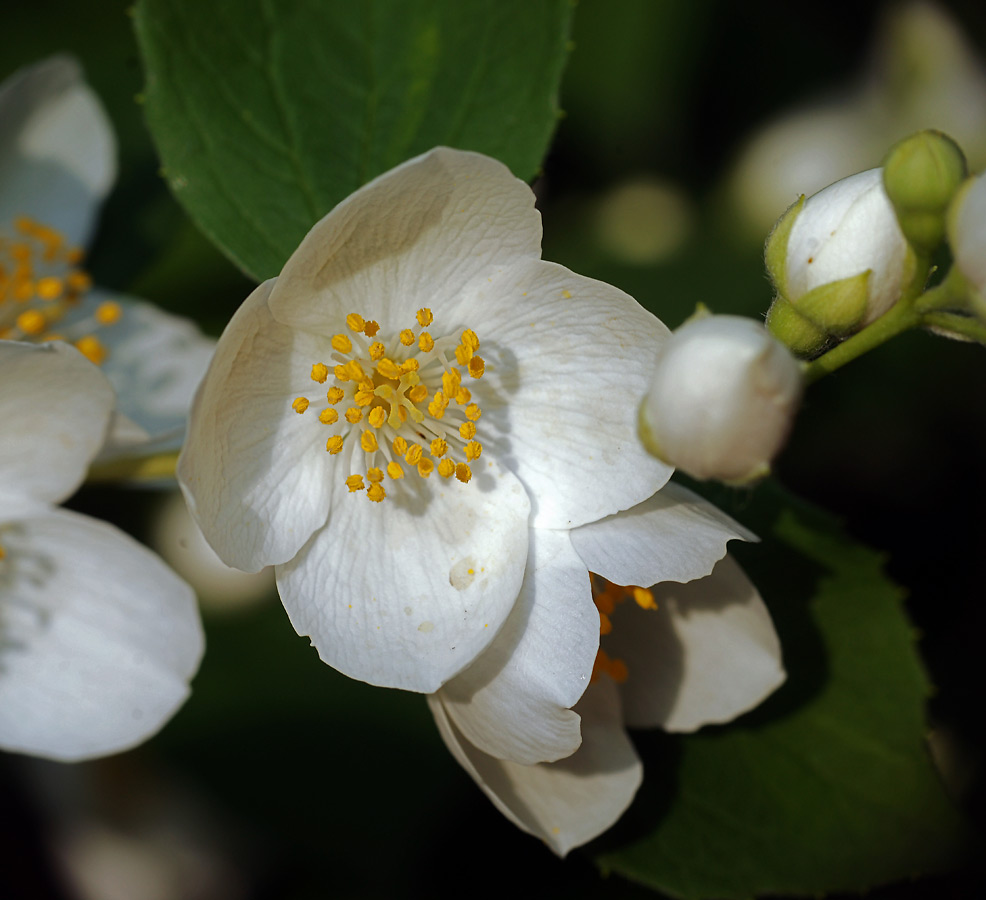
326,435,344,454
331,334,353,353
416,308,433,326
346,474,365,492
311,363,329,383
292,397,310,414
319,408,339,424
360,431,378,453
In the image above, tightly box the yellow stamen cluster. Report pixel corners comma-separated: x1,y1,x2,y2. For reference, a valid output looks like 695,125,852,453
590,576,658,683
0,217,118,363
290,308,487,502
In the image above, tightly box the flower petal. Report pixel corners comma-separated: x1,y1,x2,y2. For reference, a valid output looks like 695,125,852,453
267,147,542,335
275,461,531,693
0,340,114,507
78,289,216,454
0,507,202,761
177,280,337,572
570,481,756,588
464,258,673,528
606,555,785,731
0,56,115,249
429,677,642,857
437,528,597,765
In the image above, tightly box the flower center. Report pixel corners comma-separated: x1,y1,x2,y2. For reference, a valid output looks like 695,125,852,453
290,308,486,503
590,575,658,684
0,216,121,364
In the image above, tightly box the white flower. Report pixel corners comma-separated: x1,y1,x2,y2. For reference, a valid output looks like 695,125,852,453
178,146,676,696
0,56,215,455
639,315,803,483
0,339,203,761
948,171,986,317
429,482,784,855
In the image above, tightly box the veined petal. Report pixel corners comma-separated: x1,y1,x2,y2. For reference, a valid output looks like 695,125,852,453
0,507,202,761
429,677,642,857
77,289,216,455
275,461,531,693
0,340,113,506
0,56,115,250
267,147,542,334
570,481,757,588
437,528,597,765
464,258,673,528
177,280,336,572
607,555,785,731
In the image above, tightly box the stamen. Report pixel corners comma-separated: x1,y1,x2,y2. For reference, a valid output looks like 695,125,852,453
331,334,353,353
292,397,310,414
416,308,433,326
311,363,329,383
346,474,365,492
319,408,339,424
346,313,365,332
360,431,379,453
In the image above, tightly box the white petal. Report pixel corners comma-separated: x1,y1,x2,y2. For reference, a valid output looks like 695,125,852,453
0,507,202,761
570,481,756,588
0,56,115,249
177,280,336,572
0,340,114,507
607,555,785,731
76,289,216,454
267,147,542,335
465,258,673,528
275,461,531,693
429,677,642,857
437,528,597,764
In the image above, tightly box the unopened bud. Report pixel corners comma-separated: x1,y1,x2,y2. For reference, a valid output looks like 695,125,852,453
883,130,967,253
639,315,803,484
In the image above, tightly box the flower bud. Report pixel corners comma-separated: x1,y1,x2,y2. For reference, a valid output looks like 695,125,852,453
639,315,803,484
947,171,986,317
883,130,967,253
765,168,915,351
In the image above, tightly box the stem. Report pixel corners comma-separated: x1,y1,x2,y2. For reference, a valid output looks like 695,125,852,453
88,451,180,483
802,299,922,384
921,311,986,345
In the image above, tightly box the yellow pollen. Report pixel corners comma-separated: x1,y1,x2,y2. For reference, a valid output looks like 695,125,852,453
430,438,448,457
438,459,456,478
428,391,448,418
326,435,344,454
95,301,122,325
367,467,384,483
346,474,365,492
333,364,350,381
368,341,385,360
66,271,92,293
418,332,434,353
408,384,429,403
461,329,480,352
367,483,386,502
345,407,363,424
376,358,401,380
455,387,471,405
417,458,434,478
405,443,423,466
465,403,481,421
354,389,375,407
468,356,485,378
319,408,339,425
464,441,483,461
311,363,329,383
345,360,366,381
326,387,345,404
16,309,45,335
387,461,405,480
36,276,63,300
454,343,473,365
441,369,461,397
455,463,472,483
74,335,106,365
346,313,365,332
459,421,477,440
292,397,310,414
416,308,433,326
393,436,408,456
399,329,415,346
400,358,419,373
363,320,380,337
367,406,387,428
633,587,658,610
562,289,572,299
331,334,353,353
360,431,379,453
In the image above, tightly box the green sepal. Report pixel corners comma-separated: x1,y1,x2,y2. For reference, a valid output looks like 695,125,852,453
795,270,871,336
764,194,805,298
765,295,829,358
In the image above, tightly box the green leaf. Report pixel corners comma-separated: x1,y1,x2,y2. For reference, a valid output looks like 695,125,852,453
133,0,573,281
595,483,966,899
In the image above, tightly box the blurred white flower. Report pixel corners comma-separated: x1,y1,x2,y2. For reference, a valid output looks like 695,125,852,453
729,2,986,237
429,483,784,855
0,340,203,761
179,146,674,697
639,315,803,483
948,171,986,317
0,56,214,455
593,177,694,265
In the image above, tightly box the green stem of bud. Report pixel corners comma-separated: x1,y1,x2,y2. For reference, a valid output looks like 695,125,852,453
88,450,180,483
920,311,986,345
